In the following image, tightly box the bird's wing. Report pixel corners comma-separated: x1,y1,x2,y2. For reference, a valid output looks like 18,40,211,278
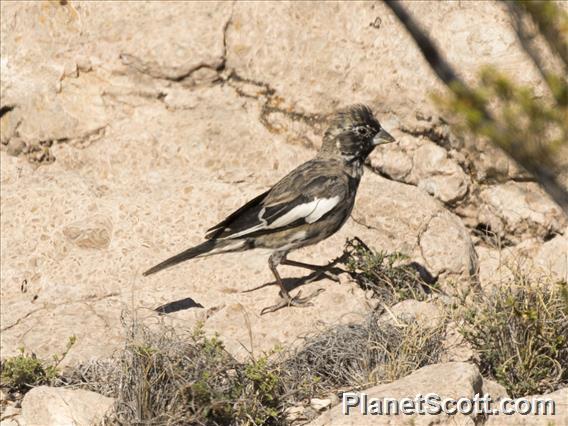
204,190,270,240
205,160,347,240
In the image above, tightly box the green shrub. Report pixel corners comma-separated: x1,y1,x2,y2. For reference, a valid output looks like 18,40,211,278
459,277,568,397
0,349,57,392
342,237,438,305
0,336,76,393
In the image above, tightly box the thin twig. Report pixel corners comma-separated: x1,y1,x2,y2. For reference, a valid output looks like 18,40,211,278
505,1,566,107
384,0,568,214
519,1,568,71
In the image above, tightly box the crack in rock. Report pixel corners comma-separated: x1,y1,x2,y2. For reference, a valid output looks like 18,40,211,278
24,125,108,164
222,70,326,151
416,211,442,275
1,307,44,332
399,122,451,148
1,292,120,332
119,5,235,84
119,53,225,83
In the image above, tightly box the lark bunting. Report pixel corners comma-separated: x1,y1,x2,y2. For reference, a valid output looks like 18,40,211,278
144,104,395,314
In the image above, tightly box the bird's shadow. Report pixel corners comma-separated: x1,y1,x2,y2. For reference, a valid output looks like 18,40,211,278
155,258,346,315
155,297,204,315
242,265,346,294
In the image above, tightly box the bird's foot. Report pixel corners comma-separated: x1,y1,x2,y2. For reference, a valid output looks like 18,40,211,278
260,288,324,315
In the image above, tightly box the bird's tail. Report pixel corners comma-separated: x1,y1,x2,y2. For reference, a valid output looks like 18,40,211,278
142,239,247,276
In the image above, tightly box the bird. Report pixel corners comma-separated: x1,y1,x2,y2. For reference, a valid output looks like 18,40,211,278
143,104,395,314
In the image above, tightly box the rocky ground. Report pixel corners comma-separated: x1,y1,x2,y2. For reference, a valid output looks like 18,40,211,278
1,2,566,425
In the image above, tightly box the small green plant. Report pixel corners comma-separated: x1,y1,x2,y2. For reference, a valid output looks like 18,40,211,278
0,348,57,392
240,356,282,424
458,276,568,398
0,336,76,393
343,237,437,305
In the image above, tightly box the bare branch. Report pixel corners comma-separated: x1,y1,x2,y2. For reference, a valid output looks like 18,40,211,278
506,3,551,91
519,1,568,71
506,1,567,107
384,0,568,214
383,0,461,88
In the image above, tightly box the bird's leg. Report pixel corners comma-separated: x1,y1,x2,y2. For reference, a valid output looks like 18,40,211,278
260,252,323,315
280,257,342,282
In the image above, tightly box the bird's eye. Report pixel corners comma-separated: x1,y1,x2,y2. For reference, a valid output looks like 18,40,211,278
354,126,370,137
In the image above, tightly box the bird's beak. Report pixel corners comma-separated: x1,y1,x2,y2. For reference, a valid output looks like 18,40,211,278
373,128,396,145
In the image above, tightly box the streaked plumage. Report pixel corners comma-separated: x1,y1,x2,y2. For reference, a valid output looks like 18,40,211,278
143,104,395,314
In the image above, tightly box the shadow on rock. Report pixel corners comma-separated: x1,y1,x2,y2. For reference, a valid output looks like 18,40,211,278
155,297,204,315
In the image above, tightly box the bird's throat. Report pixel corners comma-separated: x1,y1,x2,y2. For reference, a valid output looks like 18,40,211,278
344,158,364,179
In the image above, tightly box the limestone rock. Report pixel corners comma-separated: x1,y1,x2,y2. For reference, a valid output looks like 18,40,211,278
477,232,567,288
370,141,413,182
419,212,478,279
412,142,469,204
227,2,544,115
379,299,444,328
21,386,114,426
371,136,470,205
309,362,482,426
0,1,231,157
0,0,561,386
310,398,333,412
481,379,509,402
479,182,566,244
353,175,477,281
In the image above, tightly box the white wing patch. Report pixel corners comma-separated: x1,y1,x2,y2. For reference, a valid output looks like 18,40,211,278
269,196,340,228
268,200,318,228
305,196,340,223
218,196,340,240
257,207,268,226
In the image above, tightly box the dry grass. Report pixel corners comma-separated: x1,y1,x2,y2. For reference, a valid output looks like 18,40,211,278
72,319,287,425
66,307,446,425
280,311,447,397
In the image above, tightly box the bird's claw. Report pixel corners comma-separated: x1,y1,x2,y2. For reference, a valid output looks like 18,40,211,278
260,288,324,315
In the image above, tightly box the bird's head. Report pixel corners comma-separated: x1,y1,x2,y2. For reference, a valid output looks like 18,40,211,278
319,104,395,162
